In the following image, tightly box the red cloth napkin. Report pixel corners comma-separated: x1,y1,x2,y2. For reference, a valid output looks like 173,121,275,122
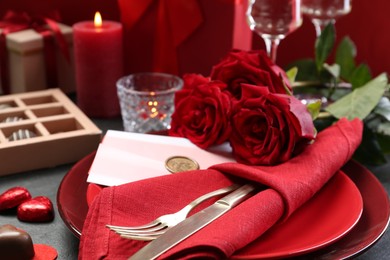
79,118,362,259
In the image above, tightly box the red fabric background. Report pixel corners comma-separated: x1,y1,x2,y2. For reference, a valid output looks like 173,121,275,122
0,0,388,76
0,0,120,25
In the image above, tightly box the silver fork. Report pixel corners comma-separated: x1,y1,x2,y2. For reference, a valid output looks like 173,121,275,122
106,184,240,241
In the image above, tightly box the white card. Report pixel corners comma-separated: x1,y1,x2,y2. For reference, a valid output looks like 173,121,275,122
87,130,235,186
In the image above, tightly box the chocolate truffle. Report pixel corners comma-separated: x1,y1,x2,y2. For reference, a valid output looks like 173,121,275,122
0,103,12,110
7,129,37,141
1,116,23,123
0,224,35,260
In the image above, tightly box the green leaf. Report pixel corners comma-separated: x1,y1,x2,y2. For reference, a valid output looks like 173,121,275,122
335,37,356,80
306,100,322,120
325,73,389,120
285,59,318,81
323,63,340,79
286,67,298,84
349,64,372,89
315,24,336,72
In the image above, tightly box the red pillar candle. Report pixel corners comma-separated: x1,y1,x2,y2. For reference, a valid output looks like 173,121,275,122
73,12,124,118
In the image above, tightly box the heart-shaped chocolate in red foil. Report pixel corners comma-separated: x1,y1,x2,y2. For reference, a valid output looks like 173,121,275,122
17,196,54,222
0,187,32,211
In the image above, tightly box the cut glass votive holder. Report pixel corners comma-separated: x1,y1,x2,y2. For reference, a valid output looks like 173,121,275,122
116,72,183,133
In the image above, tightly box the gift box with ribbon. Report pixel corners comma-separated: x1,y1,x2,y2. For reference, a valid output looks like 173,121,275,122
118,0,253,76
0,11,75,95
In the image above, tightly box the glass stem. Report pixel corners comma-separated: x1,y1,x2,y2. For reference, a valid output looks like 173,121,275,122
263,37,280,63
312,19,335,37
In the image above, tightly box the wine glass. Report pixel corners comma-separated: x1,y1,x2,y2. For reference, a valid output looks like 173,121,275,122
301,0,352,36
246,0,302,63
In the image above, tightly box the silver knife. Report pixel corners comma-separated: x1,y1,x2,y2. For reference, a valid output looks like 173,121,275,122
129,184,257,260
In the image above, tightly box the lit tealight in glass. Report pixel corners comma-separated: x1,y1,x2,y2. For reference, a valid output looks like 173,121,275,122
148,96,159,118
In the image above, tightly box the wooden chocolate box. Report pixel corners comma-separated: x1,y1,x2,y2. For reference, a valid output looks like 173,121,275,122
0,88,102,176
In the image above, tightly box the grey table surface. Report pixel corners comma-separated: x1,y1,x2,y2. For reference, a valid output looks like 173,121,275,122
0,117,389,260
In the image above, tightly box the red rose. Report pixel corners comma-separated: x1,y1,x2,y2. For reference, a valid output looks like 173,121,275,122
229,84,315,165
210,49,292,99
173,74,210,103
169,74,233,149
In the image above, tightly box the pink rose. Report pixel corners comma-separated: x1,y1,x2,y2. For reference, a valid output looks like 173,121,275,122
169,74,233,149
210,49,292,99
229,84,315,165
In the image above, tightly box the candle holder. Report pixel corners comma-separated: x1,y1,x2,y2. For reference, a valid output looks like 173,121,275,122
116,73,183,133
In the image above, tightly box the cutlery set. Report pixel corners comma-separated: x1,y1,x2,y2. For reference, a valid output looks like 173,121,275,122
106,183,258,259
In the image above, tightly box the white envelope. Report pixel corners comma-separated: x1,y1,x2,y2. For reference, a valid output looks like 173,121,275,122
87,130,235,186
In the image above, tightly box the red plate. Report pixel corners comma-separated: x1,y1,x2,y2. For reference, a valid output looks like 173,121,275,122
57,153,389,258
232,170,362,259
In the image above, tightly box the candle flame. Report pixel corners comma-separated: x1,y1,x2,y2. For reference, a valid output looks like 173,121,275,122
94,12,102,27
148,99,159,118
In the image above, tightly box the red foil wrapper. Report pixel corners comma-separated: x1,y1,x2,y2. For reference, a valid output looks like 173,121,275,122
17,196,55,222
0,186,32,210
